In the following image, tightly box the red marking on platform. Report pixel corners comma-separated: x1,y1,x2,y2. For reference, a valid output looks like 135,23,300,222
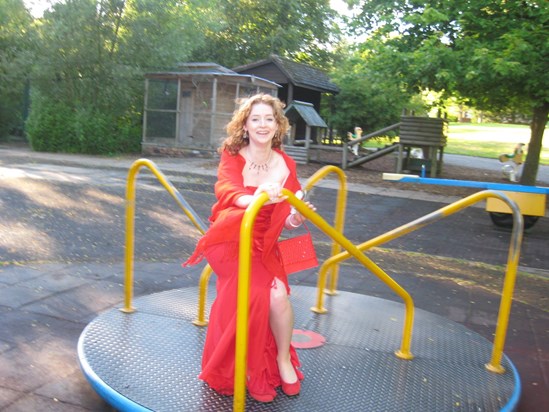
291,329,326,349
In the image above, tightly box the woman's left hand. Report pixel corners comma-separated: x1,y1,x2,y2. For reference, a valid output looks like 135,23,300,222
296,201,317,222
287,201,316,228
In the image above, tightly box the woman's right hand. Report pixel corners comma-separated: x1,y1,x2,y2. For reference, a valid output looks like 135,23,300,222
234,183,286,208
254,183,286,204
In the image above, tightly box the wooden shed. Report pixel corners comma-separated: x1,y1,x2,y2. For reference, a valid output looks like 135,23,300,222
283,101,328,164
142,63,279,156
233,54,338,143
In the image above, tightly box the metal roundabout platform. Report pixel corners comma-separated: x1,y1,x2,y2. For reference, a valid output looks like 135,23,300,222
78,285,520,411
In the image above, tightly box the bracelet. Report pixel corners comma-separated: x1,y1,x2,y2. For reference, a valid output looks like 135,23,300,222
288,213,302,228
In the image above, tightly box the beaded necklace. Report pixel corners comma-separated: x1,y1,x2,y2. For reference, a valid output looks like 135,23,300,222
246,147,273,174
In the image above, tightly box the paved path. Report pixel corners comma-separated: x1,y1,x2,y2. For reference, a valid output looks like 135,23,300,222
444,153,549,184
0,146,547,411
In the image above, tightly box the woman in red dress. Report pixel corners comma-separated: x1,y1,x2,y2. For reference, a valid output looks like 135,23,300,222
184,94,315,402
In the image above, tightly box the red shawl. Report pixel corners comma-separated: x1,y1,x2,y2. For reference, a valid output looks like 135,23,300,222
183,148,302,276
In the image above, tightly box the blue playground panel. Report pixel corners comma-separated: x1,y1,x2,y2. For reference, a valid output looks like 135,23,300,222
383,174,549,194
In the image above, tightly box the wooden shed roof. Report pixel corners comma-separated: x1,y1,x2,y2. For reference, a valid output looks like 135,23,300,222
145,63,279,89
233,54,339,94
285,101,328,128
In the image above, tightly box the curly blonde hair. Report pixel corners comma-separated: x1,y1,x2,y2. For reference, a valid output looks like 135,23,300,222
220,93,290,155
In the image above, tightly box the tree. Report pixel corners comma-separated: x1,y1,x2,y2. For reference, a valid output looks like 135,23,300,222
349,0,548,185
327,46,420,136
0,0,35,139
118,0,217,69
190,0,340,68
26,0,215,153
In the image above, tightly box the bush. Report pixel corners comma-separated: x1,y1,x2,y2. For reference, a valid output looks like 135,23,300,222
26,95,141,154
0,102,21,141
26,97,75,152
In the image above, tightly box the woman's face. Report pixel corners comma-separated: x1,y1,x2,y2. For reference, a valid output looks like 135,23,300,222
244,103,278,146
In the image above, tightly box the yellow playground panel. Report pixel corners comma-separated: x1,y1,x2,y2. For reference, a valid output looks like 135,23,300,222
486,191,546,217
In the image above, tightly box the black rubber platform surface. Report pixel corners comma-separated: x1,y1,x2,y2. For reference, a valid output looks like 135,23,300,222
78,286,519,411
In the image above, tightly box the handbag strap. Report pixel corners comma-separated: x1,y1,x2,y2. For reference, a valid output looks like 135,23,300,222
297,220,312,234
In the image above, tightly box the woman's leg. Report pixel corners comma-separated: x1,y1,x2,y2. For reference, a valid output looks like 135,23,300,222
269,277,298,383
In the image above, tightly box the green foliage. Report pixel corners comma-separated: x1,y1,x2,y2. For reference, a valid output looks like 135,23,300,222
0,0,35,139
348,0,549,184
25,96,72,152
350,0,549,111
26,0,210,155
118,0,213,68
190,0,340,68
21,0,341,154
26,92,141,154
326,48,421,136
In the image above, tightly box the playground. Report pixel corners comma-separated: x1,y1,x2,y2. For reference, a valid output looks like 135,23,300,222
0,145,548,411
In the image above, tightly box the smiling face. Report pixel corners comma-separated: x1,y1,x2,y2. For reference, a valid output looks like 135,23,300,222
221,94,289,155
244,103,278,147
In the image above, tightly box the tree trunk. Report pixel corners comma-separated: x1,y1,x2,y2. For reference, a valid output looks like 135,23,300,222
520,102,548,186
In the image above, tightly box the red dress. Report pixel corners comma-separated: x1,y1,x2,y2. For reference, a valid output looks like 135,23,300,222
184,149,304,398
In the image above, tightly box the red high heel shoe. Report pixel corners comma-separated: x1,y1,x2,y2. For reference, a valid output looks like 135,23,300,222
281,378,301,396
249,391,276,403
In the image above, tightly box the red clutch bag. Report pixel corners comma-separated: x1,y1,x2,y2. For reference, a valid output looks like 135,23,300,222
278,225,318,275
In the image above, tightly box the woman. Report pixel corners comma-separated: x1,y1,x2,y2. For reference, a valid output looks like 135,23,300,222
184,93,315,402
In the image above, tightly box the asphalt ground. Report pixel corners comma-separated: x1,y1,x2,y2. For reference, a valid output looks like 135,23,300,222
0,145,548,411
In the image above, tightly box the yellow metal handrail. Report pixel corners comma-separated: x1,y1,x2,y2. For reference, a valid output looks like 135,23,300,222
233,192,268,411
310,249,415,361
233,188,415,411
192,264,212,326
121,159,208,313
303,165,347,295
193,164,348,327
233,190,521,412
313,189,523,373
120,158,522,412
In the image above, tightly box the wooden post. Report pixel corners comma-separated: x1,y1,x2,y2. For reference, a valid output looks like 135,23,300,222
342,142,348,169
175,77,181,144
210,78,218,146
142,79,149,145
396,144,403,173
305,126,311,163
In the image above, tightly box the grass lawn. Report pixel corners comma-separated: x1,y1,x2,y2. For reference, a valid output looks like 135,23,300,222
447,123,549,165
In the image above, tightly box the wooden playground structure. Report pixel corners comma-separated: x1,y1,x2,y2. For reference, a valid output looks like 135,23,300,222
294,115,448,176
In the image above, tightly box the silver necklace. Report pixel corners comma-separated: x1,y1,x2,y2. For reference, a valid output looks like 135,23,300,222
247,147,273,174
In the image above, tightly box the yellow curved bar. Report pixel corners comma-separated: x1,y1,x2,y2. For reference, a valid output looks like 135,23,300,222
304,165,347,295
486,196,523,373
314,189,523,372
291,191,415,360
235,188,417,410
233,192,269,412
311,249,415,356
122,158,208,313
129,159,208,234
192,264,213,326
121,162,137,313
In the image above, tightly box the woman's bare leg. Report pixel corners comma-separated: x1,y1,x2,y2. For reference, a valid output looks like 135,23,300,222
269,277,298,383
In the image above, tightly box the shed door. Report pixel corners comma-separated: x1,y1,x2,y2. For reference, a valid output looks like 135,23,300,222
178,89,194,145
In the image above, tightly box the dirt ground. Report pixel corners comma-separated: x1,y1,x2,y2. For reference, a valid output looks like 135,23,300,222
363,248,549,313
294,151,549,313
